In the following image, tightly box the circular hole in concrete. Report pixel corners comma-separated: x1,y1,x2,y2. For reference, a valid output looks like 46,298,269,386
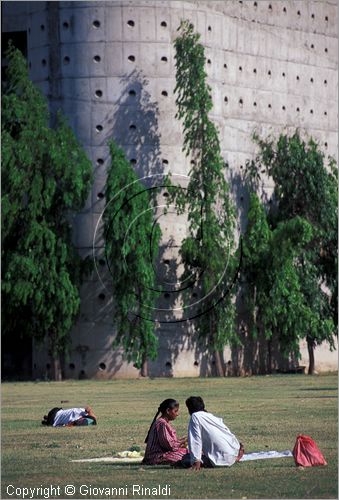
310,109,313,114
268,4,272,10
93,55,101,62
239,66,242,71
98,293,106,300
93,20,101,28
97,192,104,199
283,7,287,13
239,98,243,106
310,44,314,49
99,363,106,370
297,10,301,16
69,363,75,370
282,106,286,111
194,361,199,366
163,259,170,265
96,158,104,166
268,70,271,76
325,16,328,22
208,25,212,31
95,89,103,98
324,48,328,53
63,21,69,29
129,124,136,130
130,158,137,165
311,13,315,19
161,90,168,96
129,89,136,96
162,159,168,165
324,80,327,85
165,362,172,368
282,72,286,77
161,21,167,27
127,20,135,27
207,59,211,64
164,293,170,299
192,292,198,298
224,96,228,103
296,107,300,112
161,56,168,62
253,102,257,107
310,77,314,83
324,142,328,148
268,103,272,109
96,125,103,132
128,55,135,62
224,63,227,69
324,111,327,116
99,258,106,266
253,68,257,73
296,75,300,80
163,192,169,198
63,56,70,65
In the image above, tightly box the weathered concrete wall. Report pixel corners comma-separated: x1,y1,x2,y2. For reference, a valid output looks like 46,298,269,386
3,1,337,378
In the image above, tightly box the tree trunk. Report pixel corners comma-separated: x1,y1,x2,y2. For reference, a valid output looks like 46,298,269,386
140,357,148,377
214,351,225,377
51,354,62,381
307,337,315,375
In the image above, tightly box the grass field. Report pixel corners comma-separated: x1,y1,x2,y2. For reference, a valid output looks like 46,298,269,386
1,374,337,499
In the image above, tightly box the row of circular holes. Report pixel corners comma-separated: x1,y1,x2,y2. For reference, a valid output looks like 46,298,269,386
241,1,329,20
35,19,169,32
95,128,331,167
223,97,329,117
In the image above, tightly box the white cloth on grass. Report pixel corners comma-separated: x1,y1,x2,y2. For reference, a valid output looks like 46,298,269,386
240,450,293,461
53,408,86,427
188,411,240,467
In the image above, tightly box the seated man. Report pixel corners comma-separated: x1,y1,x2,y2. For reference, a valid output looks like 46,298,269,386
41,406,97,426
185,396,244,470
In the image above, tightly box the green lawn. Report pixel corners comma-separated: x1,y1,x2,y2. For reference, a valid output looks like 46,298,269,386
1,374,337,499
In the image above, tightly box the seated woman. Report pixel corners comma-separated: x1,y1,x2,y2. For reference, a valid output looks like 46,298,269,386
142,398,188,465
41,406,97,426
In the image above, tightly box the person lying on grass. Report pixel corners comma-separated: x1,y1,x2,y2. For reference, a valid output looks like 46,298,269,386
142,398,188,465
185,396,244,470
41,406,97,426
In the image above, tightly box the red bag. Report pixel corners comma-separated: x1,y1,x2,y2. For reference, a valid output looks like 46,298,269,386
293,434,327,467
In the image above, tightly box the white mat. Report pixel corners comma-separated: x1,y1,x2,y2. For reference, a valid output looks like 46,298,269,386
71,450,293,464
239,450,293,461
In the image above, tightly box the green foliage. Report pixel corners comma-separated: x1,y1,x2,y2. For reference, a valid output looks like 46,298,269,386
1,45,93,356
173,21,237,356
244,132,337,364
103,141,161,369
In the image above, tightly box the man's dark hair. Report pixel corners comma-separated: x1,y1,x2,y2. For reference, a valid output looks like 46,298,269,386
185,396,205,414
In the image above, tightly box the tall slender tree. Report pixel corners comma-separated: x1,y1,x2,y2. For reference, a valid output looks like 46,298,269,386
2,45,93,379
172,20,238,375
245,132,337,373
103,141,161,376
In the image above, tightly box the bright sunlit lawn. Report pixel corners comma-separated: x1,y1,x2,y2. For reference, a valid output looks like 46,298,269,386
1,374,337,499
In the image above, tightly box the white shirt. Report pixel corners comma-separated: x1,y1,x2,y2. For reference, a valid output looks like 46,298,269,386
53,408,86,427
188,411,240,466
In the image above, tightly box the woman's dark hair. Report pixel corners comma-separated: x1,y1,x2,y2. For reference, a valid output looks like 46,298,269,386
144,399,179,443
185,396,205,414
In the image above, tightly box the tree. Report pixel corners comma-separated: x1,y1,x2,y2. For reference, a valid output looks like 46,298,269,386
103,141,161,376
1,45,93,380
246,132,337,373
172,20,238,375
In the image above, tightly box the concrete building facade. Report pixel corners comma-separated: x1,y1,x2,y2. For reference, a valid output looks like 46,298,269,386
2,0,338,379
